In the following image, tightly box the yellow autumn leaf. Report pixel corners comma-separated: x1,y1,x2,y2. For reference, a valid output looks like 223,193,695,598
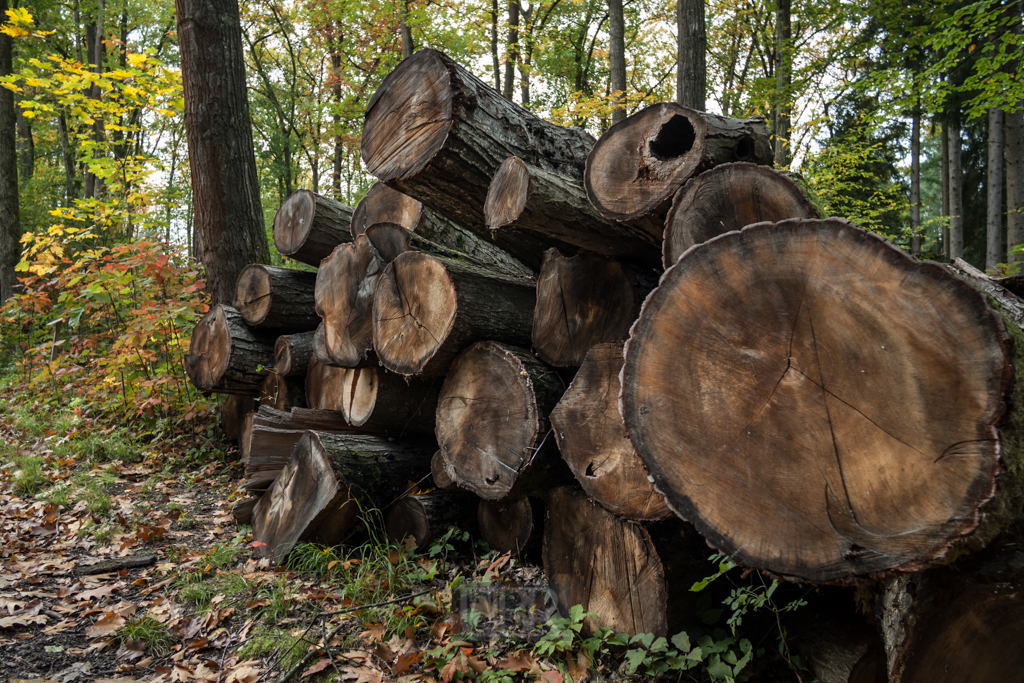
6,7,34,25
127,52,148,68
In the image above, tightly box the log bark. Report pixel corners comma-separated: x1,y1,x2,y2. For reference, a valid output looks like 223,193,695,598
373,252,536,377
241,404,361,472
386,491,478,548
234,264,319,330
184,304,276,395
361,49,595,269
662,161,817,267
484,156,662,267
435,341,568,500
478,496,542,556
274,331,315,378
315,235,384,368
363,222,490,266
532,250,647,367
550,342,671,521
218,394,255,441
621,218,1017,583
251,430,435,563
353,182,531,275
585,103,773,225
273,189,355,267
258,372,306,412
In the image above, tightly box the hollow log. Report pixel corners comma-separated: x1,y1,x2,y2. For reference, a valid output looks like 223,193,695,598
234,264,319,330
184,304,276,395
353,182,531,276
274,331,315,378
251,430,435,563
435,341,568,500
485,157,662,267
621,218,1019,582
273,190,355,267
219,394,255,441
373,252,536,377
258,372,306,412
662,162,818,267
361,49,594,270
386,491,478,548
550,342,670,521
315,235,384,368
478,496,542,557
585,103,772,225
431,450,456,490
532,250,647,367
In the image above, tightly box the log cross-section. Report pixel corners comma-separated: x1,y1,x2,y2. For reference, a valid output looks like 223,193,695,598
273,190,355,267
315,235,385,368
184,304,276,395
234,264,319,330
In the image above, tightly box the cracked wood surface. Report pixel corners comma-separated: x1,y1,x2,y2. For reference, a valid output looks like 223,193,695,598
315,235,384,368
621,218,1011,582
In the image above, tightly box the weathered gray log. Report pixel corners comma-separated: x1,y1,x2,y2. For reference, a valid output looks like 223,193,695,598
273,190,355,267
231,496,259,526
314,235,384,368
234,264,319,329
386,491,478,548
274,331,315,378
184,305,276,395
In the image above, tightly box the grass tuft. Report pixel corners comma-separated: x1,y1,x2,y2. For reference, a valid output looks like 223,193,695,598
118,615,176,655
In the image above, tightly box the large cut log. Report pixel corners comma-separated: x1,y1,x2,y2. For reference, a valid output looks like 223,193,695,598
315,235,384,368
435,341,568,500
242,425,309,492
485,157,662,267
234,264,319,330
363,222,486,265
621,218,1020,583
662,162,818,267
274,331,315,378
478,496,542,556
219,394,255,441
585,103,772,226
273,190,355,267
353,182,531,276
550,342,670,521
532,250,648,367
373,252,536,377
251,430,436,563
361,49,595,270
431,450,456,490
184,305,275,395
386,491,478,548
258,372,305,412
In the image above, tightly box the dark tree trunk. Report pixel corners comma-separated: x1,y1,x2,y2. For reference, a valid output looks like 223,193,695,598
1010,103,1024,266
948,115,964,260
16,107,33,182
941,118,950,259
315,235,383,368
989,107,1005,270
676,0,706,112
399,0,414,58
910,108,921,256
177,0,270,304
0,0,19,305
331,50,343,200
234,264,319,329
773,0,791,167
273,190,355,268
503,0,519,101
491,0,501,91
184,305,277,394
608,0,626,124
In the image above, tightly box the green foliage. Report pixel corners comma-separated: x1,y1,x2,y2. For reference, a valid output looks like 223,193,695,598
118,615,176,655
11,453,49,496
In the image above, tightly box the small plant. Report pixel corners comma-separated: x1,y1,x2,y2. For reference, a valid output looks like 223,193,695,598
12,454,49,496
287,542,347,577
238,626,306,671
253,575,293,621
36,483,73,509
118,615,175,655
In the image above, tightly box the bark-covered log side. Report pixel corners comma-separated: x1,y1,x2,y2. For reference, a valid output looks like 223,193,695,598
485,157,662,266
532,250,645,367
386,491,478,548
234,264,319,329
550,342,671,521
621,218,1014,583
275,331,315,378
585,102,773,223
373,252,536,377
258,372,306,412
364,222,492,265
273,189,355,267
315,235,384,368
478,496,542,556
361,49,595,269
436,341,567,500
219,394,255,441
184,304,276,394
310,364,442,437
662,162,818,267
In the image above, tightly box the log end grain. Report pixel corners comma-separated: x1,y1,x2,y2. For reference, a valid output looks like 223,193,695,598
315,236,384,368
352,182,426,236
484,156,532,229
234,264,274,326
365,222,415,262
184,305,233,392
273,189,317,257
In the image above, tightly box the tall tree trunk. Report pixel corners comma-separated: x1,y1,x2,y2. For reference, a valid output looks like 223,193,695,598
503,0,519,101
15,108,33,181
519,3,533,105
1009,104,1024,267
0,0,20,304
177,0,270,305
330,47,343,201
988,107,1005,270
608,0,626,124
910,107,921,256
948,115,964,260
57,112,77,201
773,0,791,168
676,0,706,111
399,0,414,58
491,0,501,92
941,118,950,259
83,3,106,201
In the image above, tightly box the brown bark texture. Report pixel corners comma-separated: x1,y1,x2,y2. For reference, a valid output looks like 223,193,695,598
273,189,354,267
1007,103,1024,265
218,394,255,441
675,0,706,111
386,491,478,548
184,305,276,395
315,235,384,368
274,330,315,378
234,264,319,329
0,0,19,306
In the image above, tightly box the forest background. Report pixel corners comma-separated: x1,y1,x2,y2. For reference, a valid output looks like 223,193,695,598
0,0,1021,430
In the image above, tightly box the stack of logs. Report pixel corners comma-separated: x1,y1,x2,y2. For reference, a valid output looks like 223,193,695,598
185,48,1024,683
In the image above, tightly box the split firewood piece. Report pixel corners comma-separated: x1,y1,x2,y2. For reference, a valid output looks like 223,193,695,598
242,425,309,492
231,497,258,526
386,491,478,548
532,250,648,367
361,49,594,268
219,394,255,441
478,496,542,556
315,235,384,368
550,342,671,521
240,404,359,466
373,252,536,377
184,305,276,395
251,430,436,563
234,264,319,330
662,162,818,267
273,189,355,267
258,372,305,412
543,486,668,637
485,157,662,267
274,331,315,378
435,341,568,500
621,218,1015,582
353,182,531,276
431,450,456,490
585,103,772,225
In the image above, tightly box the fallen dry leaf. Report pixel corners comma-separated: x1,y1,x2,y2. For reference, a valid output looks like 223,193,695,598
85,611,126,639
301,657,333,678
